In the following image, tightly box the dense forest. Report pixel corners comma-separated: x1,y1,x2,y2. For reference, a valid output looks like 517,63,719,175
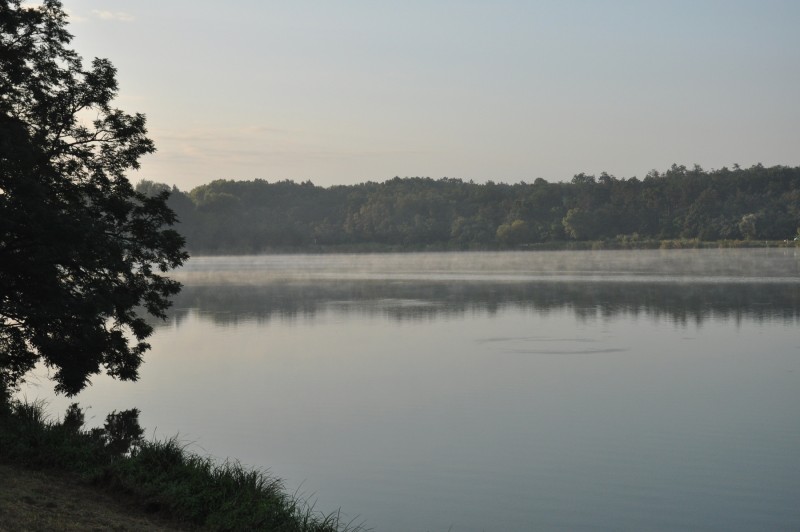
137,164,800,254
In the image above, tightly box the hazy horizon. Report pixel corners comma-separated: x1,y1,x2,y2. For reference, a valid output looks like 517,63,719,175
59,0,800,190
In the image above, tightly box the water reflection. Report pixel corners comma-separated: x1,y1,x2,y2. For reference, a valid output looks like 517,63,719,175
161,280,800,328
27,251,800,531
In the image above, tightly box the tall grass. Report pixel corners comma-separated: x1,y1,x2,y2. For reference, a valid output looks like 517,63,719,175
0,394,366,531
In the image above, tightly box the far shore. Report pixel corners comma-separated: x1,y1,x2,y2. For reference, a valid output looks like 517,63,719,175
181,238,799,256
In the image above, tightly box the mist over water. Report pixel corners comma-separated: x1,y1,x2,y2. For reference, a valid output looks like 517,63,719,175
173,248,800,284
23,250,800,531
165,249,800,327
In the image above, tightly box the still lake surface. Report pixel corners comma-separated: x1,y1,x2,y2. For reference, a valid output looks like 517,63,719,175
24,249,800,531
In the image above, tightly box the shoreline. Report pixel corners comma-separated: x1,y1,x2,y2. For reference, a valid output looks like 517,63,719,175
0,397,365,532
180,238,799,256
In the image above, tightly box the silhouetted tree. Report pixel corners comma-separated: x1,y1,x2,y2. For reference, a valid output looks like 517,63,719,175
0,0,187,395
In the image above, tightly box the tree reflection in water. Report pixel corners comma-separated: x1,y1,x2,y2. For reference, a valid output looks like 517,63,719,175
157,279,800,328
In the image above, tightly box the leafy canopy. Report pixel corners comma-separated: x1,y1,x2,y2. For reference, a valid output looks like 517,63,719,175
0,0,187,395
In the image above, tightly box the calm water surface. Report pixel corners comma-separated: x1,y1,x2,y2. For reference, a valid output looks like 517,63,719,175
24,250,800,531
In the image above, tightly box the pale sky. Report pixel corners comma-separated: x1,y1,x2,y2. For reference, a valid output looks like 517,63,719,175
59,0,800,190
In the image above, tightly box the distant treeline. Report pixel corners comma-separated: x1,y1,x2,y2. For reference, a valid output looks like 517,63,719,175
137,164,800,254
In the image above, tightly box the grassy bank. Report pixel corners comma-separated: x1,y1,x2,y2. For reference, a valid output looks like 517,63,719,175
0,394,364,531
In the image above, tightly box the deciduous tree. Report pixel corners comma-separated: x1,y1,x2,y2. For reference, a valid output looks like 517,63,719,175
0,0,187,395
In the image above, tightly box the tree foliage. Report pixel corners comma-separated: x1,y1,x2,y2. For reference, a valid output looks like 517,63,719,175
145,165,800,254
0,0,187,395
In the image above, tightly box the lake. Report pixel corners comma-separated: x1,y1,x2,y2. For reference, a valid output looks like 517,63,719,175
22,249,800,531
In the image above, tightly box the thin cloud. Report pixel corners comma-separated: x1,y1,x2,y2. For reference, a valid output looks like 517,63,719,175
158,126,297,143
64,9,87,23
91,9,135,22
151,125,429,171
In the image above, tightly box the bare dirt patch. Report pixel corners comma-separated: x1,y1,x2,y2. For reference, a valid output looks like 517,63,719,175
0,463,184,531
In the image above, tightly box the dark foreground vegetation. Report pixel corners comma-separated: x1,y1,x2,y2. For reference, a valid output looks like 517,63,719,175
139,164,800,254
0,4,356,529
0,391,362,531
